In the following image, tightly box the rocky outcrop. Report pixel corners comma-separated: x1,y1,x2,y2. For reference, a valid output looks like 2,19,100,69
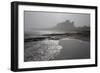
54,20,76,31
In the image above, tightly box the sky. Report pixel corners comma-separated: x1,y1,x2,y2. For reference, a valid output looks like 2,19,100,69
24,11,90,31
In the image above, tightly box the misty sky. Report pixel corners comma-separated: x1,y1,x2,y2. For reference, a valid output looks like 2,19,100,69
24,11,90,31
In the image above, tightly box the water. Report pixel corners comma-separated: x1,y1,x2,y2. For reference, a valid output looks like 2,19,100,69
24,39,62,61
55,38,90,60
24,36,90,62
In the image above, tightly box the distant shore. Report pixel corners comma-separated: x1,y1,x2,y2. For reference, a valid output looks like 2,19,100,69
24,31,90,42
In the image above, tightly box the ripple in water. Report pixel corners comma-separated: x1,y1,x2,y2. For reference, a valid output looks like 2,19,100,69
24,39,62,62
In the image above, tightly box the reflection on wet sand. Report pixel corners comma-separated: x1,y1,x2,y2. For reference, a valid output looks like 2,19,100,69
24,32,90,62
24,39,62,61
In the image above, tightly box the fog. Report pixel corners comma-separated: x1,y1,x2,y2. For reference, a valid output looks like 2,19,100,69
24,11,90,32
